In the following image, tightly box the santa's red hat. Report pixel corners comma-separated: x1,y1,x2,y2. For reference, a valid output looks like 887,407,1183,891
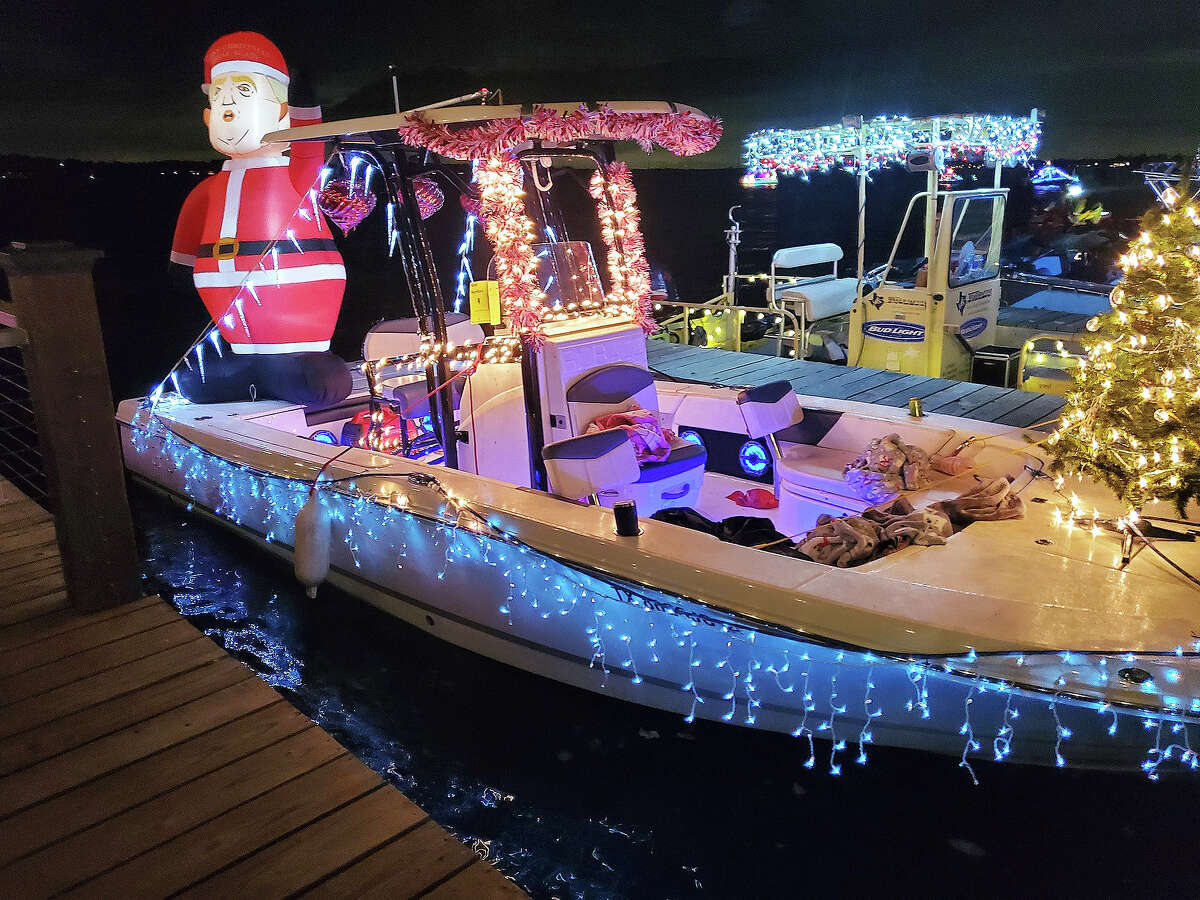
202,31,289,91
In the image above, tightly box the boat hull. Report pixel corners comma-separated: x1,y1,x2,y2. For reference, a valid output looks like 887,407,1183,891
120,416,1196,777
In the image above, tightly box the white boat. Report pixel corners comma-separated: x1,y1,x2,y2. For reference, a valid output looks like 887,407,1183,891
118,98,1200,779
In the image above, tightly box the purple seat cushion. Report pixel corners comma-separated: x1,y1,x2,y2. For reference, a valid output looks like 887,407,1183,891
635,439,706,484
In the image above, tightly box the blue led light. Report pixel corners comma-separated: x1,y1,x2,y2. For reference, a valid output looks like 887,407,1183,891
738,440,770,476
679,430,704,448
310,429,338,445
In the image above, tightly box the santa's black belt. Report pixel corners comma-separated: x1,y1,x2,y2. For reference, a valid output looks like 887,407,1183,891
199,238,339,260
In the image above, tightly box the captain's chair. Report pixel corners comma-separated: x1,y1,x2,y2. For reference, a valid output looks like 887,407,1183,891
769,244,858,359
543,429,641,502
563,364,706,515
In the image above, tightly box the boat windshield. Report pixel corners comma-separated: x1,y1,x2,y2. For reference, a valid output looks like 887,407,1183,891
947,194,1002,287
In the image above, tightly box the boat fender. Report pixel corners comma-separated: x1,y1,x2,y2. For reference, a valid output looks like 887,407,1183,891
295,489,332,598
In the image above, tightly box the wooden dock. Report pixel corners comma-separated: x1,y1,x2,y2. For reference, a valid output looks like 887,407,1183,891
647,341,1065,429
0,478,68,627
0,479,525,899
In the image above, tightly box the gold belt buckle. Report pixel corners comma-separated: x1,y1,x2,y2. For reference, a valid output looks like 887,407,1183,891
213,237,239,260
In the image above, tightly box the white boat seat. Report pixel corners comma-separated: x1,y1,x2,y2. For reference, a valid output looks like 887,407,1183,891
565,363,660,434
543,428,640,501
736,380,804,439
776,275,858,322
363,313,486,362
769,244,857,359
563,364,705,514
776,443,861,500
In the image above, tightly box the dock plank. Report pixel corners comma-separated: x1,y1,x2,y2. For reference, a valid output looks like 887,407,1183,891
0,700,303,867
0,595,160,655
425,861,527,899
63,755,386,899
0,601,180,677
306,819,480,899
1,729,349,897
0,636,228,739
918,380,991,413
0,656,254,782
178,787,431,899
928,383,1012,418
0,473,524,899
0,521,57,552
0,500,51,530
0,619,207,705
868,377,963,408
0,592,69,627
996,392,1065,428
959,388,1042,424
0,537,61,573
649,341,1063,432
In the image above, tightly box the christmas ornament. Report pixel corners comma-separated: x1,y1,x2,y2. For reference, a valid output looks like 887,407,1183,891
459,191,481,218
318,179,377,234
412,175,444,220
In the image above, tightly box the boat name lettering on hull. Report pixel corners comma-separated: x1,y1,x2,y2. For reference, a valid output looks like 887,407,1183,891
619,593,748,635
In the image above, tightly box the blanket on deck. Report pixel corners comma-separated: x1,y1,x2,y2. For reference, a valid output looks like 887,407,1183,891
797,476,1025,567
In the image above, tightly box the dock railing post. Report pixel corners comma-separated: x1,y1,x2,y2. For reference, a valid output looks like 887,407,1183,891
0,241,141,611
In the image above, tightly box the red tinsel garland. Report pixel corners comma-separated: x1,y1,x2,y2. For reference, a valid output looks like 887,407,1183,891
398,105,722,160
589,163,656,335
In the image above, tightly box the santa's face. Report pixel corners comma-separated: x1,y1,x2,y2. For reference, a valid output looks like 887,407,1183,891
205,73,288,157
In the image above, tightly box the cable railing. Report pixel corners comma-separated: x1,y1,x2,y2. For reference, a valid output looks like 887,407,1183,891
0,302,47,504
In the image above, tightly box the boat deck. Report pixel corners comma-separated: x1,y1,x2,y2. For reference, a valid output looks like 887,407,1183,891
645,341,1065,430
0,477,524,899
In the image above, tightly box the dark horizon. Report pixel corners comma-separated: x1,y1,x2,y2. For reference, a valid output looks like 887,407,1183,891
6,1,1200,168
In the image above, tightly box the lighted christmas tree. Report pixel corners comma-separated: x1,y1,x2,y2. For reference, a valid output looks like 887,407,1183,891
1049,189,1200,514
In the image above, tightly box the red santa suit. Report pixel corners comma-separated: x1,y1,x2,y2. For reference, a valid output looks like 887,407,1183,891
170,37,344,355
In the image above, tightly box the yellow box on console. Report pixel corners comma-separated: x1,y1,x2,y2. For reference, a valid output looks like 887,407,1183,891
470,280,501,325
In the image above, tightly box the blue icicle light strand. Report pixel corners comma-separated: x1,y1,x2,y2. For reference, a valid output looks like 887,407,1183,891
127,405,1200,782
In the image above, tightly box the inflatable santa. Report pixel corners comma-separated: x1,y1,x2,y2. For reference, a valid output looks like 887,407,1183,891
170,31,351,406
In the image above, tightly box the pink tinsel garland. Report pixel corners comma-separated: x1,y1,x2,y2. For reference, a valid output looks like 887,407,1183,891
589,163,656,335
397,105,722,160
474,154,546,345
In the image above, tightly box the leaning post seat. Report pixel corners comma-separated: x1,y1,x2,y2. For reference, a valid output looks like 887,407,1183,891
769,244,858,358
564,364,706,515
362,313,485,362
543,428,641,502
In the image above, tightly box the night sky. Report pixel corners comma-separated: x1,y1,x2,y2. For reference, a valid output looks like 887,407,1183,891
4,0,1199,167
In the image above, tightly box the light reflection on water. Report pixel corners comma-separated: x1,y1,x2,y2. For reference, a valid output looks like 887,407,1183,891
133,487,1199,899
